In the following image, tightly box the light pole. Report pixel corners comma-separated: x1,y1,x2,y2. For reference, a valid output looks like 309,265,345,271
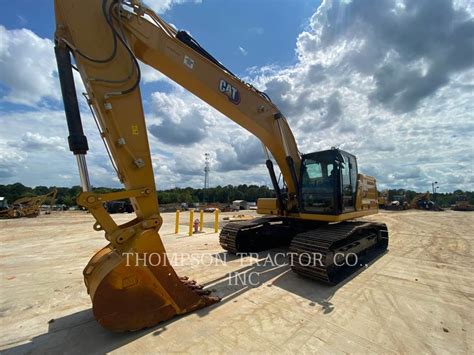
203,153,210,204
431,181,438,202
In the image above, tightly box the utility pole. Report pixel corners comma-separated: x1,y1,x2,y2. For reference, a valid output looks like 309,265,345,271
431,181,438,202
203,153,210,204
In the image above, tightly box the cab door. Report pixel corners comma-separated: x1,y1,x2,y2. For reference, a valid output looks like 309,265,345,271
340,154,356,212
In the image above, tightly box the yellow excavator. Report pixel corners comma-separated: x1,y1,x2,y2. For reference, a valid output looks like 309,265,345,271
0,189,57,219
54,0,388,331
411,192,443,211
452,195,474,211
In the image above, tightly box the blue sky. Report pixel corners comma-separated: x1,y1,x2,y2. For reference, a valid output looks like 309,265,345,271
1,0,320,70
0,0,473,192
0,0,320,112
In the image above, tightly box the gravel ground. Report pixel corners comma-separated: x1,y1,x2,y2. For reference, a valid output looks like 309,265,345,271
0,209,472,354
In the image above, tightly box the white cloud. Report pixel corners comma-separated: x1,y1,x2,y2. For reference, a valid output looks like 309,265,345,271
215,135,263,172
238,46,248,56
143,0,202,14
13,132,67,152
142,87,270,189
148,90,210,146
0,26,60,106
247,0,474,192
0,0,473,193
0,109,119,188
0,142,27,178
140,62,174,84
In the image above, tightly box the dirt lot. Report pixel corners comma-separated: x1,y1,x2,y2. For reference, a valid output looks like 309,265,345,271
0,210,473,354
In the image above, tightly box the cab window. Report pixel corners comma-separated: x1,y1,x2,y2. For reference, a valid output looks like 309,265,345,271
301,159,335,213
341,155,356,211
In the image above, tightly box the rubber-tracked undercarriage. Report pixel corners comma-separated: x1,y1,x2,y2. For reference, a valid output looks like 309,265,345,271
219,217,293,253
220,219,388,284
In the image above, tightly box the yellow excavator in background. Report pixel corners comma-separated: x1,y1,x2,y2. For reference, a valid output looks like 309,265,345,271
452,195,474,211
54,0,388,331
411,192,443,211
0,189,57,219
377,189,389,209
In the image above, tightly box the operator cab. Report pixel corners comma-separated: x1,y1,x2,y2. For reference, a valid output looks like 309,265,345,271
0,197,8,211
300,148,358,215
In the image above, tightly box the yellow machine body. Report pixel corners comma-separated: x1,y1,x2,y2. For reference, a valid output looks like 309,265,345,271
54,0,382,331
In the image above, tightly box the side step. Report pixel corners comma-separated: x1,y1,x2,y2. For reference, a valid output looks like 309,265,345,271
289,222,388,284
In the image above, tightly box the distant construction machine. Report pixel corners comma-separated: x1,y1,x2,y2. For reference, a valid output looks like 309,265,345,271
0,189,58,219
452,195,474,211
0,197,8,211
377,190,389,209
386,193,410,211
411,192,443,211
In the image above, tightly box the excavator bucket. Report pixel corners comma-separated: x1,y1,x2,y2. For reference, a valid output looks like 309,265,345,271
83,229,219,331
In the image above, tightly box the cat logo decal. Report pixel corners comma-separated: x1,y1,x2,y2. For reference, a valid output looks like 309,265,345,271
219,79,240,104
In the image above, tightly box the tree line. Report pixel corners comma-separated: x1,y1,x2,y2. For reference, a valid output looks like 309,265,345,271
384,188,474,207
0,183,274,207
0,183,472,208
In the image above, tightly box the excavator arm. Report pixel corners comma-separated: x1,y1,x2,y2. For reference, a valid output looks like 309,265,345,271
54,0,301,331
